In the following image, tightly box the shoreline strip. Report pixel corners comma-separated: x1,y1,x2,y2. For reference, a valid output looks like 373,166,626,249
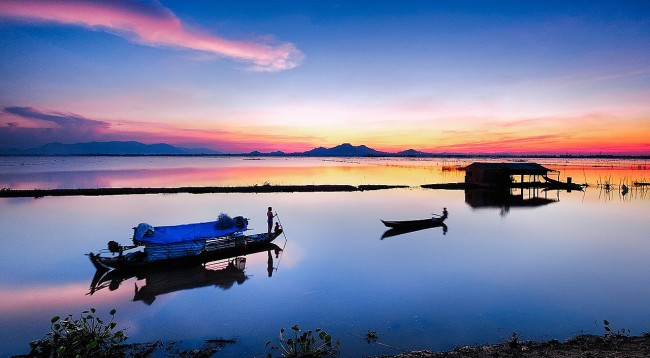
0,184,410,198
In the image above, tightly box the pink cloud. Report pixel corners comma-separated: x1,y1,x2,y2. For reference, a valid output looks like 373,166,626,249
0,0,303,72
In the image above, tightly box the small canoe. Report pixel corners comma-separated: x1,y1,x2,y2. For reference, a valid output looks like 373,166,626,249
381,216,445,229
381,222,447,239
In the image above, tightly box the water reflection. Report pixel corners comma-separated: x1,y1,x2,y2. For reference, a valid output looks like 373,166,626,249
0,156,454,189
596,181,650,202
2,157,650,357
465,188,559,216
88,243,283,305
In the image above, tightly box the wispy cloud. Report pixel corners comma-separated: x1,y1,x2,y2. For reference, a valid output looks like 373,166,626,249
0,106,321,152
5,106,110,130
0,0,304,72
0,107,111,148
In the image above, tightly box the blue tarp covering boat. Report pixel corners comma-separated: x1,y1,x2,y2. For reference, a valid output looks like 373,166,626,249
89,213,283,270
133,215,248,245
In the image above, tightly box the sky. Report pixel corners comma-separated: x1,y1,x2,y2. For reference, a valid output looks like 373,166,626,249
0,0,649,155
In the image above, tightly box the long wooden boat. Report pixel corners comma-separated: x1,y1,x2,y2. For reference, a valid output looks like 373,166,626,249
88,214,283,271
89,230,282,271
381,216,446,229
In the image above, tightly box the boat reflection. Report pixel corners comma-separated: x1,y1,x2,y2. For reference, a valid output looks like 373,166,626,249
381,221,448,239
89,243,283,305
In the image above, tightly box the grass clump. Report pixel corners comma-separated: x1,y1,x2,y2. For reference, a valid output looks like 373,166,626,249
27,308,126,357
603,319,630,338
266,325,340,357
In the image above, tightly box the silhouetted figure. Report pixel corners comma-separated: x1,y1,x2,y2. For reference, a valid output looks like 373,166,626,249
267,250,274,277
267,207,274,236
442,207,448,219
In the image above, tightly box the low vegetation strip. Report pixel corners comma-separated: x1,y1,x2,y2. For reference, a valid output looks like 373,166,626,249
0,184,409,198
374,334,650,358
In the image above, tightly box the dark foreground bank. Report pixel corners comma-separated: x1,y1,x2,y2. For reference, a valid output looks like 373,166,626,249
14,333,650,357
11,306,650,357
376,334,650,358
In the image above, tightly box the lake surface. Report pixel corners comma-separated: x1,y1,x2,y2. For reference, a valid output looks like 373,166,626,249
1,156,649,357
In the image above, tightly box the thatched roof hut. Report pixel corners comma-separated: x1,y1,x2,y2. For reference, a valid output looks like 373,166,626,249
465,162,552,187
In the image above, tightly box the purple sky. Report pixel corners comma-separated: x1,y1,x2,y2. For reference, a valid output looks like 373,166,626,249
1,1,649,154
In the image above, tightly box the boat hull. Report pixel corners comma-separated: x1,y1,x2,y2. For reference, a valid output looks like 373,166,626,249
381,222,447,239
381,217,445,229
89,231,282,272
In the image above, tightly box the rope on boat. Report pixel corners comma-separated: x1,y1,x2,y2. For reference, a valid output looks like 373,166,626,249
273,211,288,271
274,211,288,243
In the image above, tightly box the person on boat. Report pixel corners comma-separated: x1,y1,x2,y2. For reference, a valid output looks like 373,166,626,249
442,207,448,219
267,206,274,235
274,222,282,234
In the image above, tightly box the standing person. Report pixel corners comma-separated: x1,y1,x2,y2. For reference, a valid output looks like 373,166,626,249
442,207,448,219
267,207,274,236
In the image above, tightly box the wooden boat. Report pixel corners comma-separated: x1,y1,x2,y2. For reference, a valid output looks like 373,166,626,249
542,176,584,191
381,216,446,229
381,222,447,239
89,231,282,271
88,214,284,271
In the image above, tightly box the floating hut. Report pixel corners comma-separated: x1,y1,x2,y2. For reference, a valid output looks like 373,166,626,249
465,162,553,188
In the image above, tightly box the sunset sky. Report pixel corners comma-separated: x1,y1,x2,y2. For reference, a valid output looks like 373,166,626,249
1,1,649,155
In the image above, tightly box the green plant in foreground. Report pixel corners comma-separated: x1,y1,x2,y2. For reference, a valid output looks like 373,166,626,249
603,319,630,338
28,308,127,357
266,325,340,358
507,332,521,348
364,330,378,343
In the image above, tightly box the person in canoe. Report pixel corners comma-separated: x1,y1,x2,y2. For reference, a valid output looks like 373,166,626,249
442,207,448,219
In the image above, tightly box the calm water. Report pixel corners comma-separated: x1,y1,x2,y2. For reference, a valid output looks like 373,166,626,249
1,156,649,357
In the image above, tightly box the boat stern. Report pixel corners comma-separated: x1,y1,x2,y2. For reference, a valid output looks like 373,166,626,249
87,252,112,272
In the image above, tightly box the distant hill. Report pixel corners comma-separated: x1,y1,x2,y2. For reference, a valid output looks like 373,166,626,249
2,141,221,155
3,141,645,158
397,149,429,157
300,143,390,156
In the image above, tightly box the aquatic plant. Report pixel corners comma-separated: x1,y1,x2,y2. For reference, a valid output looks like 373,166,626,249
507,332,521,348
364,330,378,343
266,325,340,357
603,319,630,338
28,308,127,357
